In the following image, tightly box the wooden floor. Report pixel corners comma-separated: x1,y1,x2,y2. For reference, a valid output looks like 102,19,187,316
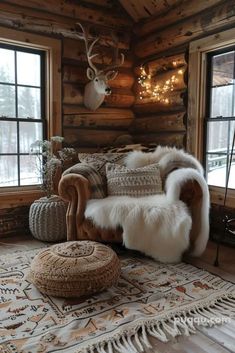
0,235,235,353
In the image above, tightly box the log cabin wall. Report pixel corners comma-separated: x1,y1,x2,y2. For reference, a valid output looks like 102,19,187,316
131,53,187,147
131,0,235,149
130,0,235,242
0,0,135,152
0,0,134,235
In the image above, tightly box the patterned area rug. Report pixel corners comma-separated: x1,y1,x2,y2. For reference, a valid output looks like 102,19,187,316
0,247,235,353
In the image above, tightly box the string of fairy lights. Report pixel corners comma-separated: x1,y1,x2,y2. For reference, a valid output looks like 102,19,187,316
138,61,184,103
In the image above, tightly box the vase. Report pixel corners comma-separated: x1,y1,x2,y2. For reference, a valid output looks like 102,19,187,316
29,195,67,242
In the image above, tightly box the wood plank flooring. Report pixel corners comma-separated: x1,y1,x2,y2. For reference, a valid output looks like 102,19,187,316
0,235,235,353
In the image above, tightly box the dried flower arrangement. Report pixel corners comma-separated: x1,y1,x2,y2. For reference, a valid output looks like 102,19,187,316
30,136,76,198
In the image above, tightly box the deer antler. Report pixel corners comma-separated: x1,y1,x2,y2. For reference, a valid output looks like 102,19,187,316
75,23,124,79
75,22,100,75
102,53,125,74
101,32,125,74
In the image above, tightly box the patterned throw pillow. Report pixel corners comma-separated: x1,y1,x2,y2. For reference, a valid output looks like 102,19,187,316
78,153,126,181
106,163,163,197
63,163,105,199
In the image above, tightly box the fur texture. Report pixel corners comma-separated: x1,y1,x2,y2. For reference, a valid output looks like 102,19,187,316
165,168,210,257
123,146,210,257
125,146,204,180
85,195,192,263
85,147,210,263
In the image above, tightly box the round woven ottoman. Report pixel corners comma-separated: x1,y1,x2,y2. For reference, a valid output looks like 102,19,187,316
29,241,121,298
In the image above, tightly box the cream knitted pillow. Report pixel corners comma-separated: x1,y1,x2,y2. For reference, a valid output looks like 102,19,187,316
106,163,163,197
29,241,121,298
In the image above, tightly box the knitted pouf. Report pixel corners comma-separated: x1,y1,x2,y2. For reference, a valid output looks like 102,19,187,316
29,195,67,242
29,241,121,297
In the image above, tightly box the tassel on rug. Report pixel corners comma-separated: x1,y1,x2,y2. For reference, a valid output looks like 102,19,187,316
82,293,235,353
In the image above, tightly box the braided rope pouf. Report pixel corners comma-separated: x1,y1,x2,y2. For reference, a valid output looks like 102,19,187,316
29,241,121,298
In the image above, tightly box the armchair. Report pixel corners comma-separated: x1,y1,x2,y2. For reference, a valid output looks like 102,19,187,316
59,147,210,262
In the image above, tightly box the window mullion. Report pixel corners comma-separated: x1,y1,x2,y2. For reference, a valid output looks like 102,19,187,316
14,50,20,187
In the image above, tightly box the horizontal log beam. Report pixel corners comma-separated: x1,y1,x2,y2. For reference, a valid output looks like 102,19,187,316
135,0,223,37
63,105,135,116
148,54,187,76
63,65,134,89
63,84,83,105
63,84,135,108
133,103,185,114
134,67,187,99
151,66,186,89
134,90,186,111
63,39,133,67
64,113,134,130
130,112,186,133
0,206,30,235
133,132,185,148
104,90,135,108
63,128,127,147
2,0,132,29
134,1,235,58
134,53,186,76
0,3,130,48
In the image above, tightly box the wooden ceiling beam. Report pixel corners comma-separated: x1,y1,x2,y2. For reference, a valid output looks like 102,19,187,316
135,1,235,58
72,0,119,10
135,0,224,37
119,0,179,22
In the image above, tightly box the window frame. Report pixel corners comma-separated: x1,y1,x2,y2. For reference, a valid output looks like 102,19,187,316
0,43,46,188
0,26,61,209
188,28,235,208
205,48,235,189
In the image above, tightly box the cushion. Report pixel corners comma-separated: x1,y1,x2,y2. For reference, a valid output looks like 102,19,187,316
63,163,105,198
78,153,126,182
29,241,121,298
106,162,163,197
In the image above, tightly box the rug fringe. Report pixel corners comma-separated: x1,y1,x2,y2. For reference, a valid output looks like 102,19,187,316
82,293,235,353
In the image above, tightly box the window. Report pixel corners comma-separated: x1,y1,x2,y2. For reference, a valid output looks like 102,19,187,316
188,28,235,206
0,44,45,188
205,49,235,189
0,26,61,208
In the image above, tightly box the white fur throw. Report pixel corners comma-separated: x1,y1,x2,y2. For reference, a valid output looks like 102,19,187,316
85,147,210,263
85,195,192,263
125,145,204,180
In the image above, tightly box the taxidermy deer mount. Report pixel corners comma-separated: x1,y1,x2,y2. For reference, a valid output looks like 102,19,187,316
75,22,125,111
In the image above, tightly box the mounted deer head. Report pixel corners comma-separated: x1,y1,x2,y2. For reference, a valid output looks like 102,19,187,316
76,23,125,111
